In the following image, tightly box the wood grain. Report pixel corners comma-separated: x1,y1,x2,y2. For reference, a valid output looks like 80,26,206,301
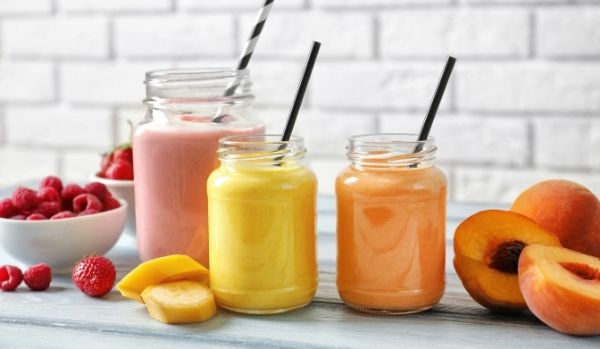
0,196,598,348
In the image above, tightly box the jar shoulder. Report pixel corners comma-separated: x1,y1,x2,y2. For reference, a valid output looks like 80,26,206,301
336,165,447,194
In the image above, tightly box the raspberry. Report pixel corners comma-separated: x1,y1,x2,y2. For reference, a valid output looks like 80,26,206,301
72,194,103,214
78,209,100,216
23,263,52,291
39,176,63,193
102,196,121,211
84,182,110,201
0,265,23,291
106,159,134,180
37,187,61,204
10,215,26,220
72,256,116,297
61,184,85,208
113,147,133,165
0,198,18,218
36,201,61,218
11,187,37,212
51,211,77,220
27,213,47,221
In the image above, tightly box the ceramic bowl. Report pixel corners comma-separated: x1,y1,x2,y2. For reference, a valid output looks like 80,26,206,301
0,199,127,272
91,175,136,236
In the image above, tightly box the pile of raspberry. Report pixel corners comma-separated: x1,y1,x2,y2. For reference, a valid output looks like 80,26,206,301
0,176,121,221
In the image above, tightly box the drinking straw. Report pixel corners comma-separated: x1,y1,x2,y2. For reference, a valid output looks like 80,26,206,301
212,0,275,122
281,41,321,142
413,55,457,154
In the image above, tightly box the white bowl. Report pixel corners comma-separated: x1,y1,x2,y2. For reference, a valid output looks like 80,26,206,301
91,175,136,236
0,199,127,272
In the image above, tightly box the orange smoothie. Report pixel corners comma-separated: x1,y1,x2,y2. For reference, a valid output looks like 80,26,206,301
336,134,446,314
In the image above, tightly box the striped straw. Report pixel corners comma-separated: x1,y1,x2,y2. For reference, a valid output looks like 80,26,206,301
212,0,274,122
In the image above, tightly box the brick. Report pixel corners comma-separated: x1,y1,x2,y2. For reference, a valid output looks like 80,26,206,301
3,17,108,58
463,0,568,3
538,8,600,57
0,147,58,187
380,114,529,166
308,158,347,195
115,15,234,58
454,167,600,204
0,0,51,14
6,106,112,149
62,151,102,182
456,62,600,113
380,9,529,58
311,0,450,7
533,117,599,170
61,61,172,105
591,122,600,170
251,60,308,107
312,62,452,111
178,0,305,9
0,62,54,103
239,12,373,58
57,0,171,12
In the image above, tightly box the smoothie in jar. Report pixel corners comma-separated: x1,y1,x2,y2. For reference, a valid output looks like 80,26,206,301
336,134,446,314
134,69,264,266
207,135,318,314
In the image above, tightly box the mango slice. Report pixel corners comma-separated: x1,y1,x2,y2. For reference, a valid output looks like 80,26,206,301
117,255,209,303
141,281,216,324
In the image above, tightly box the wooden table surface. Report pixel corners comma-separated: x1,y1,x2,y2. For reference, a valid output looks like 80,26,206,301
1,195,599,348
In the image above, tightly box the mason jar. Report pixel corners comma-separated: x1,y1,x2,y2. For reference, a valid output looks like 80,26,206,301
336,134,447,314
207,135,318,314
134,68,264,266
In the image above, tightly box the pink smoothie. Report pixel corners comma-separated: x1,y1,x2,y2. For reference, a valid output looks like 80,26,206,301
133,116,264,266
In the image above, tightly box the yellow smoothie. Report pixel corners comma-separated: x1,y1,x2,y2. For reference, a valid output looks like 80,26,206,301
207,136,317,314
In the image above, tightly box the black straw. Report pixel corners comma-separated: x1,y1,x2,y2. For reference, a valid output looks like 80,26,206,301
281,41,321,142
414,55,456,153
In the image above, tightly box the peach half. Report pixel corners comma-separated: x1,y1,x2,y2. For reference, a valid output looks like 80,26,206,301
519,244,600,336
454,210,561,311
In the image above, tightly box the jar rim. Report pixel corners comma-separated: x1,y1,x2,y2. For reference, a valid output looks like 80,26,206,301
219,134,304,146
349,133,434,146
144,67,249,85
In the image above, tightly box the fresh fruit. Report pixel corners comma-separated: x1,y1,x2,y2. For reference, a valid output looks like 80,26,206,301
61,183,86,208
78,209,100,216
102,196,121,211
40,175,63,193
117,255,209,303
36,201,61,218
106,159,134,180
453,210,561,311
50,211,76,220
11,187,37,211
519,245,600,336
72,256,116,297
36,187,61,204
0,265,23,291
23,263,52,291
84,182,110,201
511,179,600,258
26,213,47,221
72,194,103,214
0,198,18,218
141,281,216,324
10,214,26,220
98,143,134,180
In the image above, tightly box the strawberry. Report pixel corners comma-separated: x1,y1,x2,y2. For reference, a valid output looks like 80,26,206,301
23,263,52,291
98,152,114,178
0,265,23,291
105,159,134,180
72,256,116,297
39,176,63,193
113,146,133,165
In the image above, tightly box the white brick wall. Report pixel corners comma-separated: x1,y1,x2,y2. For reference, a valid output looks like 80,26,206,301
0,0,598,203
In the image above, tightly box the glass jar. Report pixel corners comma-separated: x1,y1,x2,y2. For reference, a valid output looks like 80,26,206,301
336,133,447,314
207,135,318,314
134,68,264,266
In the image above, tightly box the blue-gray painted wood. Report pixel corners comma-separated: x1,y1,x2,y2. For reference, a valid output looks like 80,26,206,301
0,195,597,348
